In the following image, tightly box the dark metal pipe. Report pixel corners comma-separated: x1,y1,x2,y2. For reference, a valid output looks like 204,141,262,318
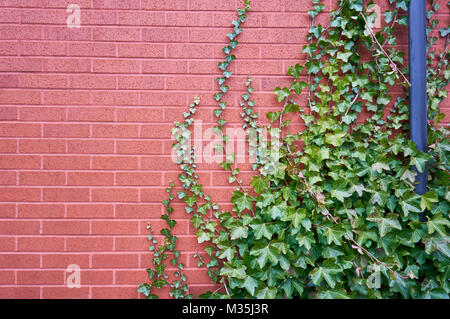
408,0,428,221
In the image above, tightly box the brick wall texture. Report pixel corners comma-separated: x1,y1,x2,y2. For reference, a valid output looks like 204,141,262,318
0,0,449,299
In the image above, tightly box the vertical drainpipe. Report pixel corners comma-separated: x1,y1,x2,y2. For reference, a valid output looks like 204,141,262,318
408,0,428,222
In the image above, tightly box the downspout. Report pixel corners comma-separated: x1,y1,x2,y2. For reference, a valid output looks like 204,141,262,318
408,0,428,222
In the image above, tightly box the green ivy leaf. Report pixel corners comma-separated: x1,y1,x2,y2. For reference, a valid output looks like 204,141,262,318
367,213,402,237
309,260,342,288
250,175,267,194
273,87,291,102
427,213,450,236
231,191,253,213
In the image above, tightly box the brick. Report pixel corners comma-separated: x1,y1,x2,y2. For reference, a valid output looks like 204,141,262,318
166,76,212,90
116,140,162,155
140,124,172,138
0,8,20,23
116,108,163,122
83,10,117,25
43,188,90,202
92,253,139,268
91,286,138,299
44,124,90,138
118,76,164,90
0,107,17,120
116,172,162,186
43,26,91,41
184,269,213,284
19,139,66,153
167,44,213,59
92,220,139,235
69,75,116,89
115,204,161,218
142,60,188,74
91,188,139,202
44,0,92,8
66,237,113,252
141,92,187,106
93,0,140,9
140,187,170,203
17,270,64,285
19,171,65,186
92,91,139,106
0,171,16,185
93,27,140,42
18,204,65,218
0,287,40,299
0,25,41,40
166,12,212,27
0,254,40,268
42,254,90,268
236,60,283,75
142,28,188,42
92,124,138,138
0,220,39,234
79,270,113,284
69,42,116,57
115,236,148,251
0,57,41,72
117,11,165,26
68,107,115,122
251,0,284,11
213,12,262,27
43,287,90,299
0,140,17,153
43,156,90,170
0,271,15,284
92,156,139,170
0,155,41,169
115,270,148,284
43,90,90,105
68,172,114,186
67,204,114,218
67,139,114,154
190,0,235,10
261,44,303,59
0,237,15,251
141,0,188,10
261,13,310,27
118,43,165,58
140,156,179,170
0,41,18,55
0,187,40,202
0,74,19,88
93,59,140,74
0,123,41,137
21,9,65,24
42,58,91,73
20,41,67,57
42,221,90,235
18,237,65,251
190,28,229,43
0,204,15,218
0,90,41,105
20,107,66,122
19,74,67,88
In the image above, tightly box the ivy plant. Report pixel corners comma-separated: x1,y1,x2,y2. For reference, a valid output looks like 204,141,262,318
139,0,449,299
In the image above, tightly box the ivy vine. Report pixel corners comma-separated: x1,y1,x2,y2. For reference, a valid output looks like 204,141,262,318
139,0,449,299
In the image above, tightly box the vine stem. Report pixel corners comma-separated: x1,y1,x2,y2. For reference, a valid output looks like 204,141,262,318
340,90,360,124
359,12,411,86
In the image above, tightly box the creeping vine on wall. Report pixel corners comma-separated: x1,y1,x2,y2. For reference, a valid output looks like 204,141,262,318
139,0,449,299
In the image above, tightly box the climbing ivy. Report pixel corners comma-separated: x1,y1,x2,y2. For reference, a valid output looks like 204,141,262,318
139,0,449,299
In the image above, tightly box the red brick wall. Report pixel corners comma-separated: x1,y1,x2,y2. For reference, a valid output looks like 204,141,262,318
0,0,448,299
